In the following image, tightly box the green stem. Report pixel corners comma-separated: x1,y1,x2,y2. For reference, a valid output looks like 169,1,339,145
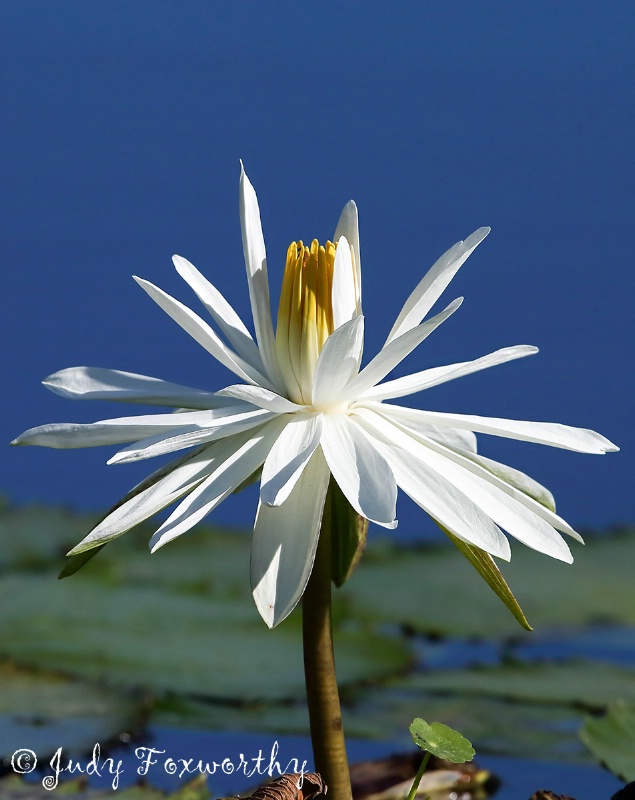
405,751,432,800
302,485,352,800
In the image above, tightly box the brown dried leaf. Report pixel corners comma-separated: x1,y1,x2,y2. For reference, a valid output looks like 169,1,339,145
240,773,326,800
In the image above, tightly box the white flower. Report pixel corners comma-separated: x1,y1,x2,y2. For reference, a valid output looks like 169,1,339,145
13,166,618,627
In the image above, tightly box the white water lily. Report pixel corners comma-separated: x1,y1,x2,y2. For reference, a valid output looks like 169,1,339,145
13,166,618,627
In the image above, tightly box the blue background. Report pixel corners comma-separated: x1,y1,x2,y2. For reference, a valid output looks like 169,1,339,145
2,2,632,538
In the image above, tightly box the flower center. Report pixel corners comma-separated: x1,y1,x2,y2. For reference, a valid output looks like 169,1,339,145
276,239,336,404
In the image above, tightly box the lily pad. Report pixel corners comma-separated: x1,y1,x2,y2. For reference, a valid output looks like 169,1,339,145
0,574,411,701
0,775,209,799
0,661,143,761
580,701,635,782
403,660,635,708
342,686,591,761
0,506,99,570
339,532,635,638
409,718,474,763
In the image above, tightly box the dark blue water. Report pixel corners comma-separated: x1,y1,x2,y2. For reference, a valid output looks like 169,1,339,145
2,2,633,534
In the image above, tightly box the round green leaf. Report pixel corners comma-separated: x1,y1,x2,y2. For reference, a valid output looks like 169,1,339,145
409,718,475,763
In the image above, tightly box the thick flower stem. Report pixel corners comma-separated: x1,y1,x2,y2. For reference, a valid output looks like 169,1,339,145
302,485,352,800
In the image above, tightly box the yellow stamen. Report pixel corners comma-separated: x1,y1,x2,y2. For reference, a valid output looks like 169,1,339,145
276,238,337,403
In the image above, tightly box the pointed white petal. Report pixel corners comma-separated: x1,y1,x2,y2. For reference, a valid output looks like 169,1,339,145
216,384,306,413
239,164,285,391
342,298,462,401
107,408,276,464
251,448,330,628
394,414,579,541
320,414,397,528
466,452,554,510
68,446,217,553
134,276,275,390
334,200,361,312
172,254,264,371
312,316,364,408
12,409,223,449
260,413,323,506
331,235,357,330
368,402,619,454
355,411,510,560
386,227,489,344
410,423,478,453
150,421,286,551
461,451,582,541
356,408,572,562
41,367,222,409
362,345,538,402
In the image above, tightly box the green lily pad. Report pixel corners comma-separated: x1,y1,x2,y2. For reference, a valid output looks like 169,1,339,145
580,701,635,781
3,506,634,640
0,506,99,570
409,718,474,762
0,661,143,761
0,573,411,701
0,775,209,799
404,660,635,708
339,531,635,637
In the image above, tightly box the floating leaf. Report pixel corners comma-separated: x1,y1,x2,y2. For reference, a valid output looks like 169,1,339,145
0,661,143,761
0,775,210,799
0,574,411,701
340,532,635,637
409,718,474,763
580,701,635,782
406,660,635,708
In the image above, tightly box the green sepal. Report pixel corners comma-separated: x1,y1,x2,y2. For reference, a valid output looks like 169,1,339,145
437,521,532,631
330,479,369,588
409,717,475,763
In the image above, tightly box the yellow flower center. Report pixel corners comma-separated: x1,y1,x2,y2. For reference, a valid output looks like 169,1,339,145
276,239,336,404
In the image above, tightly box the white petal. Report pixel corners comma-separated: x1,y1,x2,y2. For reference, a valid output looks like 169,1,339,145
312,316,364,408
356,408,572,562
260,413,323,506
355,411,510,560
150,421,286,551
411,423,478,454
11,409,223,449
397,423,584,543
107,408,276,464
467,452,555,509
386,227,489,344
334,200,361,312
239,164,285,391
216,384,306,413
331,235,357,330
172,254,265,371
369,402,619,454
68,445,217,553
42,366,221,409
134,276,274,389
251,448,331,628
362,345,538,402
342,298,462,401
320,414,397,528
